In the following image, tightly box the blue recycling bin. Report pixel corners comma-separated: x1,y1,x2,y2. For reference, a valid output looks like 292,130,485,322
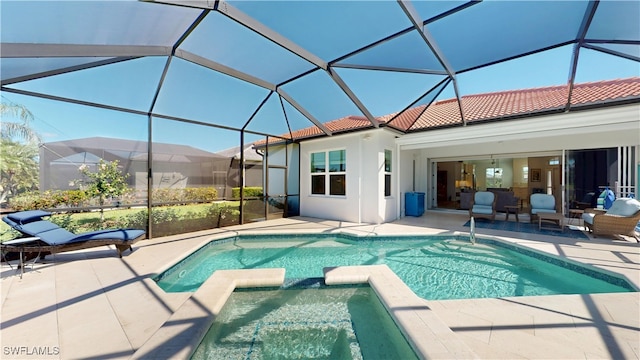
405,192,425,217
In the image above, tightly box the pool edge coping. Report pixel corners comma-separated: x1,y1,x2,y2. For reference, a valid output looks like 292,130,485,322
133,265,479,360
324,264,480,360
153,231,638,293
131,268,285,360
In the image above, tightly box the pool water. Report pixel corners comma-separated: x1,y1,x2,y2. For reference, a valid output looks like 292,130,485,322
156,234,635,299
190,286,418,360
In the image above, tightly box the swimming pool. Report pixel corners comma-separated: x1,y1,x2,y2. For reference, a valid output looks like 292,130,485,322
155,234,635,299
190,286,418,360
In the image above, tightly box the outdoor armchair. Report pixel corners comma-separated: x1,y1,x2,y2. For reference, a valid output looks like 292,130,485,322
529,193,557,223
582,198,640,242
469,191,497,222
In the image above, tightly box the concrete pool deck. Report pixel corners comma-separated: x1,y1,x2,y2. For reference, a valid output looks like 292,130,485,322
1,211,639,359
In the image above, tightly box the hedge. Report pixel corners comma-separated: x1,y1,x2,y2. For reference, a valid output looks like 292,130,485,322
152,187,218,204
8,186,219,211
231,187,263,198
9,189,93,211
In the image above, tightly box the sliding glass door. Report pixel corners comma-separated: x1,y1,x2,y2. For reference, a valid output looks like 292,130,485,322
565,146,637,211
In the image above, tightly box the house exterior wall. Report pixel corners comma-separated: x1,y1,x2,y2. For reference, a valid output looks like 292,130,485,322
281,103,638,223
299,130,398,224
397,104,640,214
366,131,398,223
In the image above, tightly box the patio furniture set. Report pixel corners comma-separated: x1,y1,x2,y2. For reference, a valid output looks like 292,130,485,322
469,191,640,241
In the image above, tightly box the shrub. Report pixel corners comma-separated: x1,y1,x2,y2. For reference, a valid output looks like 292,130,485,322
114,204,241,237
7,188,135,211
9,186,219,211
118,209,149,229
8,191,45,211
231,187,263,198
52,189,90,208
9,190,87,211
152,187,218,205
183,187,218,202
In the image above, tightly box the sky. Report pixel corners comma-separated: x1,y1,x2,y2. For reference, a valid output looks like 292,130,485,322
1,0,639,154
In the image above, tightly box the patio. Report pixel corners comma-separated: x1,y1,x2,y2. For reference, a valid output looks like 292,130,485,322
1,1,638,358
2,211,638,359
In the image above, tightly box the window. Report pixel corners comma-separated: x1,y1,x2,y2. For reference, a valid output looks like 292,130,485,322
311,150,346,196
486,167,503,188
384,149,392,197
310,152,326,195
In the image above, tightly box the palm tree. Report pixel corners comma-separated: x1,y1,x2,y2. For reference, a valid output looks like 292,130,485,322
0,102,42,207
1,102,41,144
0,140,39,205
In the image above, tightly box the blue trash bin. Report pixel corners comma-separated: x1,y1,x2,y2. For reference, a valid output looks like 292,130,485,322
405,192,425,216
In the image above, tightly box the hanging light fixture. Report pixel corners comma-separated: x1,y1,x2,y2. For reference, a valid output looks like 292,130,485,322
490,157,500,174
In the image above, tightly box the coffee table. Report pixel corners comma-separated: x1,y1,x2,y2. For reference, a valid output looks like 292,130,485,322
538,212,564,232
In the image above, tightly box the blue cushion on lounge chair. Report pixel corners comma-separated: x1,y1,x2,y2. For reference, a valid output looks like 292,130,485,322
3,211,145,246
15,220,81,245
4,216,76,245
6,210,52,225
15,220,61,236
12,220,144,246
2,211,146,262
72,229,145,243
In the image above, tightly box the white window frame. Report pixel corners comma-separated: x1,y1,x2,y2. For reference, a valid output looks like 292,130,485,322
310,149,346,197
384,149,392,197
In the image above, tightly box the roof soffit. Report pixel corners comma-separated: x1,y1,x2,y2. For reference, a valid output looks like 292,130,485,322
397,103,640,150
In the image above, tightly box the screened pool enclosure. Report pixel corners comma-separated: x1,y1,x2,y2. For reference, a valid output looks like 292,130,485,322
1,0,638,237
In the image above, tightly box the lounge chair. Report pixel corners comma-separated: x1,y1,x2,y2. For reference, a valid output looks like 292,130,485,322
2,210,145,274
529,193,556,223
582,198,640,242
469,191,496,222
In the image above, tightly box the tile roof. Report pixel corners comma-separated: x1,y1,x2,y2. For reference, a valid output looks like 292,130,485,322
288,115,379,139
256,77,640,146
254,116,379,146
397,77,640,131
